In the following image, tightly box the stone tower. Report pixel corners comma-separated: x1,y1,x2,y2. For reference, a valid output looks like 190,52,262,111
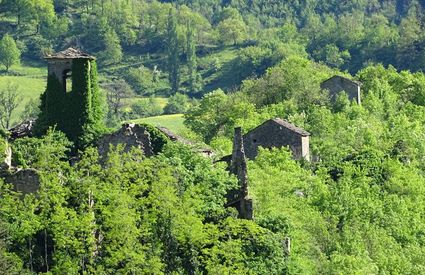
44,47,95,94
36,48,104,146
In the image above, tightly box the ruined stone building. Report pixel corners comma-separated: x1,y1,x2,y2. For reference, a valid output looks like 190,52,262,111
97,123,154,160
243,118,310,161
225,119,310,219
321,75,362,105
226,127,253,220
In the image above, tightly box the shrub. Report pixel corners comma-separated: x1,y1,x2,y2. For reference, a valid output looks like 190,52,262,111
131,97,163,118
164,93,191,114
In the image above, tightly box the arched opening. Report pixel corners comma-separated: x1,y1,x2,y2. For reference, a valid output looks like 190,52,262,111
62,69,72,93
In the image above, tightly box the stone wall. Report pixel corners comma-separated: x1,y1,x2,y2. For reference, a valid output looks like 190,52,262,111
97,124,154,160
243,119,310,161
47,59,72,88
227,127,253,220
321,75,361,105
6,169,40,195
0,143,11,171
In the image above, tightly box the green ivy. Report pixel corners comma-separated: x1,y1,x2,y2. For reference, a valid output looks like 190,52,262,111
35,59,105,149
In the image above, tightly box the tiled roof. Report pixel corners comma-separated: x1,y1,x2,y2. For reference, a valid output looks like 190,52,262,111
271,118,311,136
322,75,362,86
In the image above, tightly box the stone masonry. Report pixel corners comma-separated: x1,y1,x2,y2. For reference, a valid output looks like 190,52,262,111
97,123,154,160
227,127,253,220
243,118,310,161
321,75,362,105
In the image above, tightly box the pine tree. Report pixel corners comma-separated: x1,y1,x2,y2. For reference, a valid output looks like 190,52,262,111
166,8,180,93
186,21,202,94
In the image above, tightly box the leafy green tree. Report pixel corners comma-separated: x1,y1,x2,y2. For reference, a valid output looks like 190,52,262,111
0,34,21,72
100,28,123,65
217,18,247,45
163,93,190,114
131,97,163,118
186,21,202,94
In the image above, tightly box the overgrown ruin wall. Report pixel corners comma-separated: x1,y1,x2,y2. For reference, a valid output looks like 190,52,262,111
97,124,154,159
321,75,361,105
6,169,40,195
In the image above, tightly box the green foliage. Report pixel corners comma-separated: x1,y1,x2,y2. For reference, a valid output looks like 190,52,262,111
99,28,123,65
136,123,169,154
131,97,163,118
0,81,21,129
163,93,190,114
35,59,105,149
126,66,162,96
217,18,247,45
166,8,180,93
0,34,21,72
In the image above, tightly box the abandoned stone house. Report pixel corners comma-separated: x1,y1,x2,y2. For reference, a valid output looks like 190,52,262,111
321,75,362,105
243,118,311,161
226,119,311,219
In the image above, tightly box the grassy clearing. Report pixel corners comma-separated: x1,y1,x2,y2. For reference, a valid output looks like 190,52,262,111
129,114,185,133
121,96,169,109
0,75,46,126
0,61,47,126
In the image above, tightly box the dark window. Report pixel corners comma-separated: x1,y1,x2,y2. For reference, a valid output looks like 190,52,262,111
62,69,72,93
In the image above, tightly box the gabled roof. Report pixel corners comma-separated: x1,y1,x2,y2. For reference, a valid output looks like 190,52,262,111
322,75,362,86
271,118,311,136
245,118,311,137
45,48,95,60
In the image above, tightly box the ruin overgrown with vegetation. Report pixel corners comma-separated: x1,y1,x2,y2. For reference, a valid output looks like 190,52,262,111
1,0,425,274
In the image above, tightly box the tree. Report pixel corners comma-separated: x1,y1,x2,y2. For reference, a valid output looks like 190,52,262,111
166,8,180,93
186,21,202,94
0,81,21,129
102,79,134,116
163,92,190,114
217,18,247,45
100,28,123,65
0,34,21,72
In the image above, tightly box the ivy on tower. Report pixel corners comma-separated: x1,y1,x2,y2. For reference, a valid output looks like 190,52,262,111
35,48,105,148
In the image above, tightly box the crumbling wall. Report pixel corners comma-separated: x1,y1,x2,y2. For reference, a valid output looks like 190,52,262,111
97,124,154,159
6,169,40,195
0,141,11,171
227,127,253,220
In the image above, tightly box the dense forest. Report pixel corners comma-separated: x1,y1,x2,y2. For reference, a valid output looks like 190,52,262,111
1,0,425,274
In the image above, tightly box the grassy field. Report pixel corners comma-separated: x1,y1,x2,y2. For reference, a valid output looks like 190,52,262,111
0,62,47,126
129,114,185,133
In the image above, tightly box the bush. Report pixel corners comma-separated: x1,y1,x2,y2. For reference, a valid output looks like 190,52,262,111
164,93,191,114
131,97,163,118
126,66,158,95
